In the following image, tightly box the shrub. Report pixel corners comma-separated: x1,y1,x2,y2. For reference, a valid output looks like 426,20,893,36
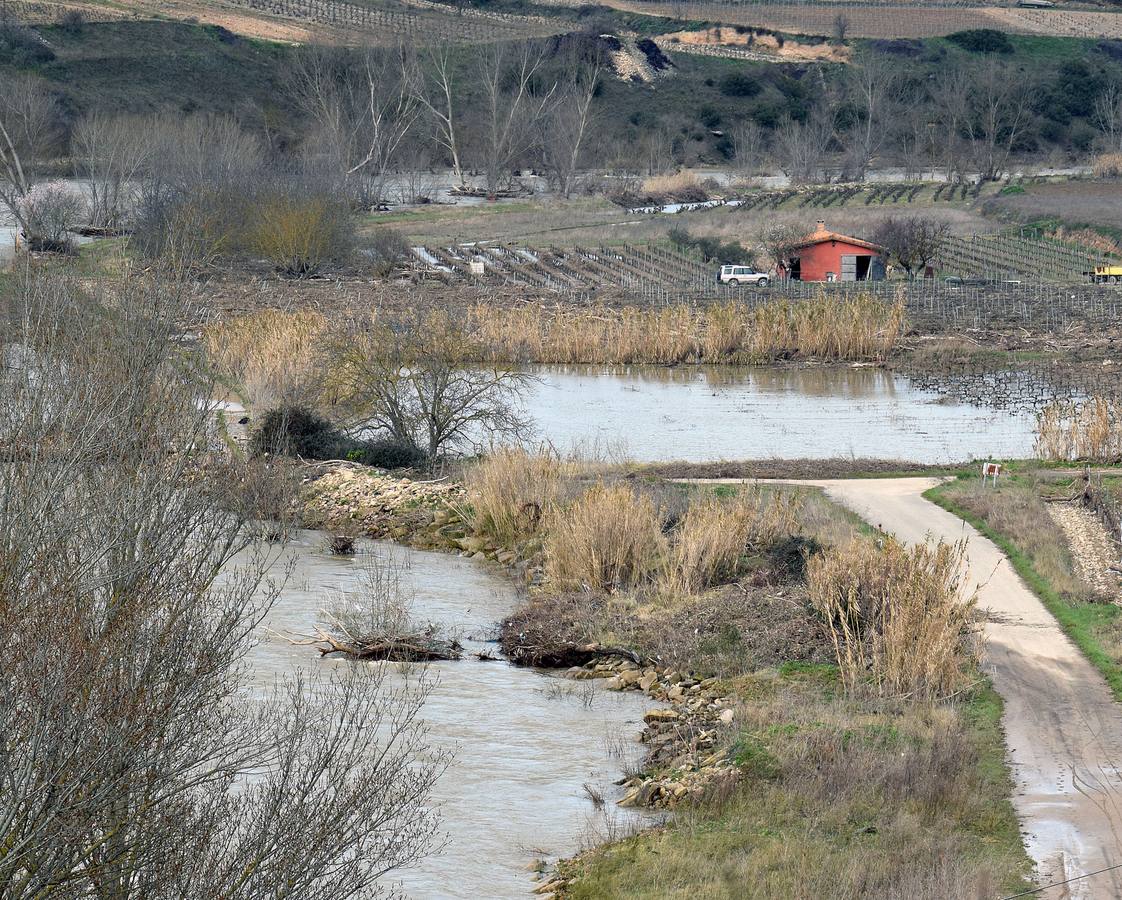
250,406,342,459
808,537,977,699
720,72,761,98
0,21,55,65
544,483,666,592
250,406,424,469
668,226,747,265
246,192,353,277
361,228,408,276
947,29,1013,54
345,438,426,469
19,181,83,252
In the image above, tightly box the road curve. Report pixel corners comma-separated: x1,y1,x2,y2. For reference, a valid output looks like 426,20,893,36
690,477,1122,898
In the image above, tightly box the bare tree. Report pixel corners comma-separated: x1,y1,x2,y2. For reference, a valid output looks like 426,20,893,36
72,111,150,229
775,107,834,183
1094,80,1122,153
931,66,974,181
731,119,766,174
758,222,806,275
473,41,558,196
832,12,849,42
968,59,1031,181
0,273,445,898
329,310,533,465
0,75,60,239
871,214,949,278
290,45,420,205
408,43,467,189
537,51,602,197
841,56,899,180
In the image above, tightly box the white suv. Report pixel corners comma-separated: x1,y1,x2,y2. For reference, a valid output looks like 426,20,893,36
718,265,770,286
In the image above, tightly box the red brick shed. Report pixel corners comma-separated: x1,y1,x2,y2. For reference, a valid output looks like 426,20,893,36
781,221,886,282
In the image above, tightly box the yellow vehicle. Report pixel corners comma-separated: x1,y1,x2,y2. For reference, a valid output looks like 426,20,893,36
1088,265,1122,284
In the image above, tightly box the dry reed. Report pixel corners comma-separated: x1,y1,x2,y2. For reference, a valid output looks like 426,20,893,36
808,537,977,699
205,309,328,409
469,295,903,365
1036,397,1122,463
640,170,705,196
1093,152,1122,179
661,489,801,595
544,483,667,592
464,446,575,547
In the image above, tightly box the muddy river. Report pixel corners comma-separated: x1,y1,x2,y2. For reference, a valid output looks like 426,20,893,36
522,365,1036,463
246,532,653,899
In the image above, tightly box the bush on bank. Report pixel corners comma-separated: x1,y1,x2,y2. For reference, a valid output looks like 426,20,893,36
250,405,425,469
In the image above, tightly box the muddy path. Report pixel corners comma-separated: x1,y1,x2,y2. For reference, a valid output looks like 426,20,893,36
687,476,1122,899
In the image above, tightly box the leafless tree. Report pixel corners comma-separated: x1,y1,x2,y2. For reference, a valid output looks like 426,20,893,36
408,43,467,189
775,107,834,183
72,111,150,229
538,51,602,197
329,310,533,465
871,214,949,278
731,119,766,174
758,222,806,275
968,59,1031,181
832,12,849,42
0,273,446,898
1094,80,1122,153
290,45,420,206
473,41,558,195
931,67,974,181
841,56,899,180
0,75,60,239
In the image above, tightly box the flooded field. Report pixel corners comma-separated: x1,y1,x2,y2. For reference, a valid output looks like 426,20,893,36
523,365,1036,463
247,532,653,899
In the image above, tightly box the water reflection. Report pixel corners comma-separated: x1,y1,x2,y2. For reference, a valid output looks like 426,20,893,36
524,365,1034,463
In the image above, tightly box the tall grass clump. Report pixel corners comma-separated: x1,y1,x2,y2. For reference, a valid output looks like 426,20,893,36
465,446,574,547
661,489,801,595
1036,396,1122,463
750,294,905,361
468,296,903,366
205,309,327,409
808,537,977,699
544,483,667,592
1093,152,1122,179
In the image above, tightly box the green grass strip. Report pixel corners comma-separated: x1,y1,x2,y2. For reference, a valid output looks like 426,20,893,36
925,482,1122,702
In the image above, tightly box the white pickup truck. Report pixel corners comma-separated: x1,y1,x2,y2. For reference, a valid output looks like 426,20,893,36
718,264,770,286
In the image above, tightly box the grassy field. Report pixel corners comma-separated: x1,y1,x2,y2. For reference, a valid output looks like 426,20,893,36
561,676,1031,899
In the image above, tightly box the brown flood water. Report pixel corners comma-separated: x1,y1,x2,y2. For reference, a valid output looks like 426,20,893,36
244,532,654,899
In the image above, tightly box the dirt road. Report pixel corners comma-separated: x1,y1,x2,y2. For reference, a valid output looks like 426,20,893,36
694,476,1122,898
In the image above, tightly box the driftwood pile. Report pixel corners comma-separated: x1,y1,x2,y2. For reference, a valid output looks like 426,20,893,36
284,619,463,662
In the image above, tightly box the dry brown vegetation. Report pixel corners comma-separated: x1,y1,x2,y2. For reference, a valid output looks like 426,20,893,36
470,295,905,364
203,296,905,418
809,537,977,699
1093,153,1122,179
205,308,327,408
1037,397,1122,463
